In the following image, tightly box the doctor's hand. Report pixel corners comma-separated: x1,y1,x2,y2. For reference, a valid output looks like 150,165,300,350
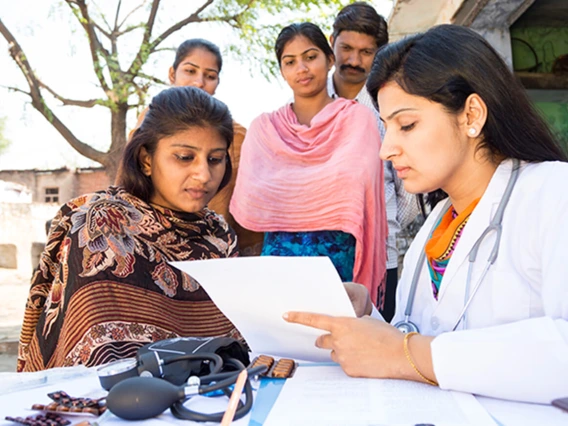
343,282,372,317
283,312,437,384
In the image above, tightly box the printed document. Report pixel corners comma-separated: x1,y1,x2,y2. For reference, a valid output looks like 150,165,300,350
264,365,497,426
170,256,355,362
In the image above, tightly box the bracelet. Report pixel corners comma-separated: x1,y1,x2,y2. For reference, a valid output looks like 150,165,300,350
403,332,438,386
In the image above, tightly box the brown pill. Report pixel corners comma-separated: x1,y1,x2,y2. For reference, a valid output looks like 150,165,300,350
81,407,99,416
251,355,275,372
272,359,295,378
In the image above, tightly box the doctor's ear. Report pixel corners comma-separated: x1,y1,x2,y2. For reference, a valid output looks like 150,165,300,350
460,93,488,139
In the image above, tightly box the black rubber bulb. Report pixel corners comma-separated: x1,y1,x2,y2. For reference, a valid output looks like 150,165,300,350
106,376,186,420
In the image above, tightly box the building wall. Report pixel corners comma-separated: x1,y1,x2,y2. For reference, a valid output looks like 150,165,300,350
511,26,568,73
76,169,111,196
534,102,568,151
510,25,568,151
35,169,76,204
0,203,60,276
0,167,110,278
0,167,111,204
0,171,38,199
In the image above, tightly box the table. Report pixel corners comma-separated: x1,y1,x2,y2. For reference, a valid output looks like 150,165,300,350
0,366,566,426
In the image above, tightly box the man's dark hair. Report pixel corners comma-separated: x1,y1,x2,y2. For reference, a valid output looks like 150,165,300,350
332,2,388,48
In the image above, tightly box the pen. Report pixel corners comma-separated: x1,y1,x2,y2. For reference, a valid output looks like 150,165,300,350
220,369,248,426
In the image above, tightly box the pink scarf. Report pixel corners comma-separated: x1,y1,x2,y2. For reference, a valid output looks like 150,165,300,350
230,98,387,305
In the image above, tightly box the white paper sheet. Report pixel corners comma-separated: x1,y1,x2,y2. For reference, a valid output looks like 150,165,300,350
170,256,356,362
264,365,498,426
477,396,568,426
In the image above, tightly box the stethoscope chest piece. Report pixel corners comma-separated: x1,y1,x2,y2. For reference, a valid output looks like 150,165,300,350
394,320,420,334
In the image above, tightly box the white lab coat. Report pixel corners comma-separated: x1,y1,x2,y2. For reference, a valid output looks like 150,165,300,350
392,159,568,404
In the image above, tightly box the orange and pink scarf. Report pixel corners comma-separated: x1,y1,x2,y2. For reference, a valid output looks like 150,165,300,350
425,199,480,299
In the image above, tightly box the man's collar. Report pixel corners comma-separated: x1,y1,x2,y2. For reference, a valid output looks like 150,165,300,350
327,69,372,104
327,70,368,101
327,73,338,98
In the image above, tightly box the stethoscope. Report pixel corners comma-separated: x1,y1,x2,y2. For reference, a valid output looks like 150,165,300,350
394,159,521,334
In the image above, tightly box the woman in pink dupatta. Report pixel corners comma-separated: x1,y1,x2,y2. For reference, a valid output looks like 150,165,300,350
230,23,387,307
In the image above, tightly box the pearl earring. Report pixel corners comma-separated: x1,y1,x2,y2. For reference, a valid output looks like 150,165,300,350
468,128,476,136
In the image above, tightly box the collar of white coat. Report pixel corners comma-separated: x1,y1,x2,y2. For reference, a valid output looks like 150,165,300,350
433,158,521,302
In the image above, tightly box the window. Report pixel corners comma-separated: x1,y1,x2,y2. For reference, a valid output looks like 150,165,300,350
45,187,59,203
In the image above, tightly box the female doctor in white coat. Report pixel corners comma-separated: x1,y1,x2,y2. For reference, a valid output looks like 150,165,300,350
284,24,568,404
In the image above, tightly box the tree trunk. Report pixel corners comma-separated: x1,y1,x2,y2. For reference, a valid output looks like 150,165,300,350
103,103,129,184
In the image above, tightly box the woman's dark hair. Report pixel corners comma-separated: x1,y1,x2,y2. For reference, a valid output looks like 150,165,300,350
332,2,388,49
275,22,334,66
172,38,223,72
118,86,233,203
367,24,566,206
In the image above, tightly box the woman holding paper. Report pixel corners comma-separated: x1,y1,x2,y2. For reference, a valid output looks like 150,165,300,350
230,23,387,307
284,25,568,404
18,87,242,371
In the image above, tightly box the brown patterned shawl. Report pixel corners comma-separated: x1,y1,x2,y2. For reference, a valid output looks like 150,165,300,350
18,186,240,372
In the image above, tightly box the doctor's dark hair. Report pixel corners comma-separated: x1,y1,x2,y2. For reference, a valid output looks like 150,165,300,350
275,22,334,67
332,2,388,48
118,86,233,203
367,24,566,206
172,38,223,72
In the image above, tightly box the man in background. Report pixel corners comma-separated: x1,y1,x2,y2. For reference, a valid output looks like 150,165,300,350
328,2,420,321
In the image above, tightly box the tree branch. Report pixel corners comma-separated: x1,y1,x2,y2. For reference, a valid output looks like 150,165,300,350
115,23,146,37
137,73,167,86
37,80,101,107
92,21,111,39
113,0,122,31
150,0,214,50
0,18,107,164
2,85,31,96
209,0,256,27
91,0,113,33
150,0,257,52
65,0,111,93
125,0,160,80
117,1,146,30
144,0,161,44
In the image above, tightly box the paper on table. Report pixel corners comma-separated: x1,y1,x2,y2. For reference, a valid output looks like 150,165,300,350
477,396,568,426
170,256,355,362
264,365,498,426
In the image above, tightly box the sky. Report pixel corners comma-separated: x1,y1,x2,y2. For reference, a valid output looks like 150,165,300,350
0,1,393,170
